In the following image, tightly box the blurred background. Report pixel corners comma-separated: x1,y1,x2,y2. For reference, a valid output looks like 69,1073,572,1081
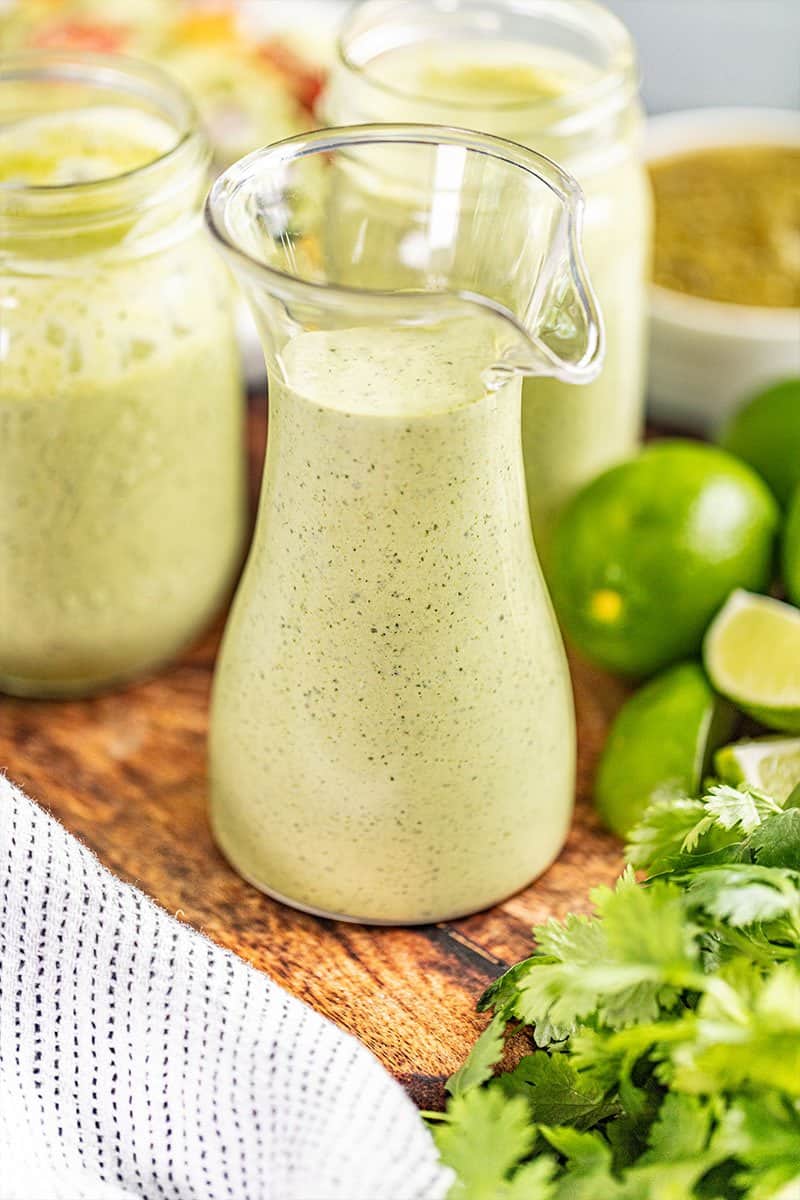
2,0,798,423
609,0,799,113
3,1,799,113
244,0,800,114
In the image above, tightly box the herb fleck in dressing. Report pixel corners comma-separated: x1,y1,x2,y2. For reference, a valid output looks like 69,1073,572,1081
210,321,575,923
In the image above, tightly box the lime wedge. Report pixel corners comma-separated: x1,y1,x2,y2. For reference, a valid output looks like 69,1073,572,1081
704,590,800,732
715,737,800,802
595,661,735,838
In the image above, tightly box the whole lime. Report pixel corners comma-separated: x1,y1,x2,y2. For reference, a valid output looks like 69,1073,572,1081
550,440,779,676
595,661,734,837
719,378,800,507
784,484,800,605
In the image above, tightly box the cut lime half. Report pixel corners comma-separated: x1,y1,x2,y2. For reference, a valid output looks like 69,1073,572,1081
704,590,800,733
715,737,800,802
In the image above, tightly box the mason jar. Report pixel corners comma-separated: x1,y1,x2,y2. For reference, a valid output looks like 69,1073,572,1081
324,0,652,560
0,52,246,697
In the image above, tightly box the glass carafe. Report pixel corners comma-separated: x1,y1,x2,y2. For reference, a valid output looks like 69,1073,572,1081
324,0,652,563
205,125,602,924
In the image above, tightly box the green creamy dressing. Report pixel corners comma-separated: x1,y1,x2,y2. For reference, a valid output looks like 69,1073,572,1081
329,40,652,562
0,106,177,185
210,320,574,923
0,107,245,695
379,44,589,105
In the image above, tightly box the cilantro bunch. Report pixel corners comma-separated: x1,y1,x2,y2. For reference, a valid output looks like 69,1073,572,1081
429,783,800,1200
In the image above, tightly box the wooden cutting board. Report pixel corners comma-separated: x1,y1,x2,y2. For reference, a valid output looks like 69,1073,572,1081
0,395,630,1109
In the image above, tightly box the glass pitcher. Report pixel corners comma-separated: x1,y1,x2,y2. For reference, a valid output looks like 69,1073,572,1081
205,125,602,924
324,0,651,563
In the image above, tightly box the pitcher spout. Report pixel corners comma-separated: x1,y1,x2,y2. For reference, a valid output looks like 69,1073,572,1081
522,215,604,384
479,236,604,388
471,142,604,388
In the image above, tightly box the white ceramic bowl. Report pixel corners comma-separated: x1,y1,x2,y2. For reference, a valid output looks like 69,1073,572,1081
646,107,800,433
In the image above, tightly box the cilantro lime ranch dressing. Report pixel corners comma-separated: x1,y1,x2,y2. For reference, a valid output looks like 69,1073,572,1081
325,3,652,559
207,125,601,923
0,59,245,696
210,321,575,922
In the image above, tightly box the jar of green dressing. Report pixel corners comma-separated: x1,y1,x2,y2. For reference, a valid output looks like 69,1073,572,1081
323,0,652,562
0,52,246,697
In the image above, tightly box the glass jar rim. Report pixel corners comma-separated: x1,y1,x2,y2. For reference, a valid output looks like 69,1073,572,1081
0,50,208,230
335,0,639,122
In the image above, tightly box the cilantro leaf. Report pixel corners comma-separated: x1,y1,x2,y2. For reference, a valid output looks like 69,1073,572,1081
717,1093,800,1200
500,1159,559,1200
440,775,800,1199
719,1091,800,1166
640,1093,712,1163
516,959,680,1044
533,911,606,964
704,783,783,833
501,1156,556,1195
748,808,800,869
497,1052,619,1130
742,1166,800,1200
552,1165,636,1200
432,1086,543,1199
539,1126,612,1170
541,1131,643,1200
625,795,708,871
478,959,542,1015
447,1013,508,1097
626,784,789,878
596,875,697,972
671,964,800,1096
682,864,800,927
506,875,699,1043
619,1158,726,1200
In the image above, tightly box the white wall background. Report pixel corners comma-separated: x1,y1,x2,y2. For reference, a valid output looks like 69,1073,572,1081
605,0,800,113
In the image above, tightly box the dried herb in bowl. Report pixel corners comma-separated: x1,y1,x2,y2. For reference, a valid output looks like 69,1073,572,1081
650,144,800,308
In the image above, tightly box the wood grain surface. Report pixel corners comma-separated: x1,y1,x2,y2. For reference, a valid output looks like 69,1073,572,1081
0,394,630,1108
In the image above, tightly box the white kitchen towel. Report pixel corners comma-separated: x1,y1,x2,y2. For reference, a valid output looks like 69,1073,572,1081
0,776,451,1200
